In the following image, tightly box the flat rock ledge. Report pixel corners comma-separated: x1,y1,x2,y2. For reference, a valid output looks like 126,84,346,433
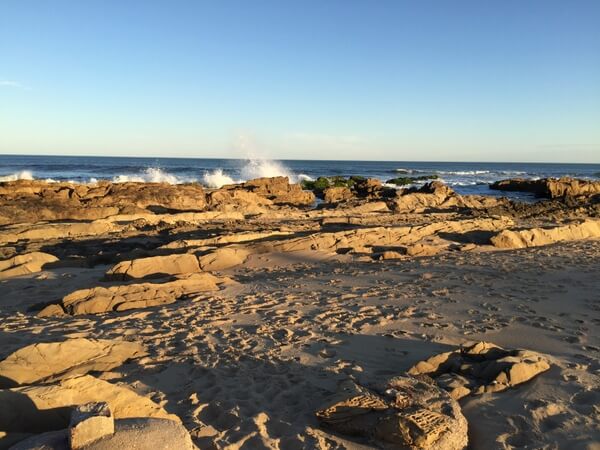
315,377,468,450
38,273,230,317
0,338,145,388
408,341,551,400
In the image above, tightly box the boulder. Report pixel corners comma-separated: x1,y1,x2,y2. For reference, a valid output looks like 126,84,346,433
0,338,145,387
37,273,227,317
0,252,58,279
105,254,201,280
323,186,353,204
390,182,458,212
316,377,468,449
490,220,600,249
241,177,315,206
69,402,114,449
408,342,551,399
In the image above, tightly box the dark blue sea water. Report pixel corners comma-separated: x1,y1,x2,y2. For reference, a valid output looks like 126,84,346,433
1,155,599,200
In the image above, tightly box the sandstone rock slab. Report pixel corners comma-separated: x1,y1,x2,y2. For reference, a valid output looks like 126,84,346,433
0,338,145,387
105,253,200,280
408,341,551,399
0,252,58,279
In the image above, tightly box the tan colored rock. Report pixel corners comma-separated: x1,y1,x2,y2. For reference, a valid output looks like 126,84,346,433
0,252,58,279
490,220,600,249
316,377,468,449
323,186,353,204
198,247,252,271
0,375,180,435
69,402,114,449
391,182,457,212
0,338,145,387
9,418,195,450
105,253,201,280
241,177,315,206
37,273,227,317
408,342,551,397
491,177,600,198
404,243,444,257
160,230,293,250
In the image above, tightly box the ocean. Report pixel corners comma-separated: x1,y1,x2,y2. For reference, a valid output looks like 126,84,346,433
1,155,599,200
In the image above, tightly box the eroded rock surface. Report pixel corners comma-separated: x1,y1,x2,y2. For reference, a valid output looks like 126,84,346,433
491,177,600,199
0,375,180,435
38,273,229,317
0,338,145,387
105,253,201,280
491,220,600,249
316,377,468,449
0,252,58,279
408,342,551,399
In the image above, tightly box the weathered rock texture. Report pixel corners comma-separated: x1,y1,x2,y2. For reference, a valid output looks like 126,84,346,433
490,177,600,199
69,402,114,449
105,253,201,280
0,339,145,387
490,220,600,249
408,342,551,400
38,273,228,317
9,418,195,450
0,180,207,225
0,375,180,436
196,217,514,270
233,176,315,206
0,252,58,279
316,377,468,449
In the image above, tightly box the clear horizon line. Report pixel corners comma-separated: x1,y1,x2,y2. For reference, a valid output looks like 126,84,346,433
0,152,598,165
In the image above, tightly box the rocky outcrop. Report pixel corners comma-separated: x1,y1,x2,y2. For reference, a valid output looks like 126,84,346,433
105,254,201,280
390,182,457,212
490,177,600,199
37,273,228,317
323,186,353,204
316,377,468,449
0,252,58,279
0,339,144,387
408,342,551,400
194,217,514,270
0,180,207,225
0,374,180,435
237,177,315,206
490,220,600,249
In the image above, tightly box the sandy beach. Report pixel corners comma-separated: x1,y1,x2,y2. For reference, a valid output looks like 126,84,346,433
0,176,599,449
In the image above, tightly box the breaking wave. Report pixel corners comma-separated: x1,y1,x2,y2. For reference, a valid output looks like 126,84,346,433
202,169,238,188
0,170,34,182
112,167,190,184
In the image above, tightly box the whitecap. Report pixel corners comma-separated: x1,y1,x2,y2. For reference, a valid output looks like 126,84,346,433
202,169,238,188
0,170,34,182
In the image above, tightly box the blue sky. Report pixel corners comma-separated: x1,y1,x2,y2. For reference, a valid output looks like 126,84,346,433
1,1,599,162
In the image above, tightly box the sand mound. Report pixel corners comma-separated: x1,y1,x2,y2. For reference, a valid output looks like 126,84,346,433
0,339,144,387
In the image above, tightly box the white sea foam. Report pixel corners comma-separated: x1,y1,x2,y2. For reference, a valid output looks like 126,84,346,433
0,170,34,182
202,169,238,188
112,167,187,184
297,173,314,182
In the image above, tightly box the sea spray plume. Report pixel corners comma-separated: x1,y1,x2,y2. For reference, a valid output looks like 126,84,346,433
202,169,237,188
